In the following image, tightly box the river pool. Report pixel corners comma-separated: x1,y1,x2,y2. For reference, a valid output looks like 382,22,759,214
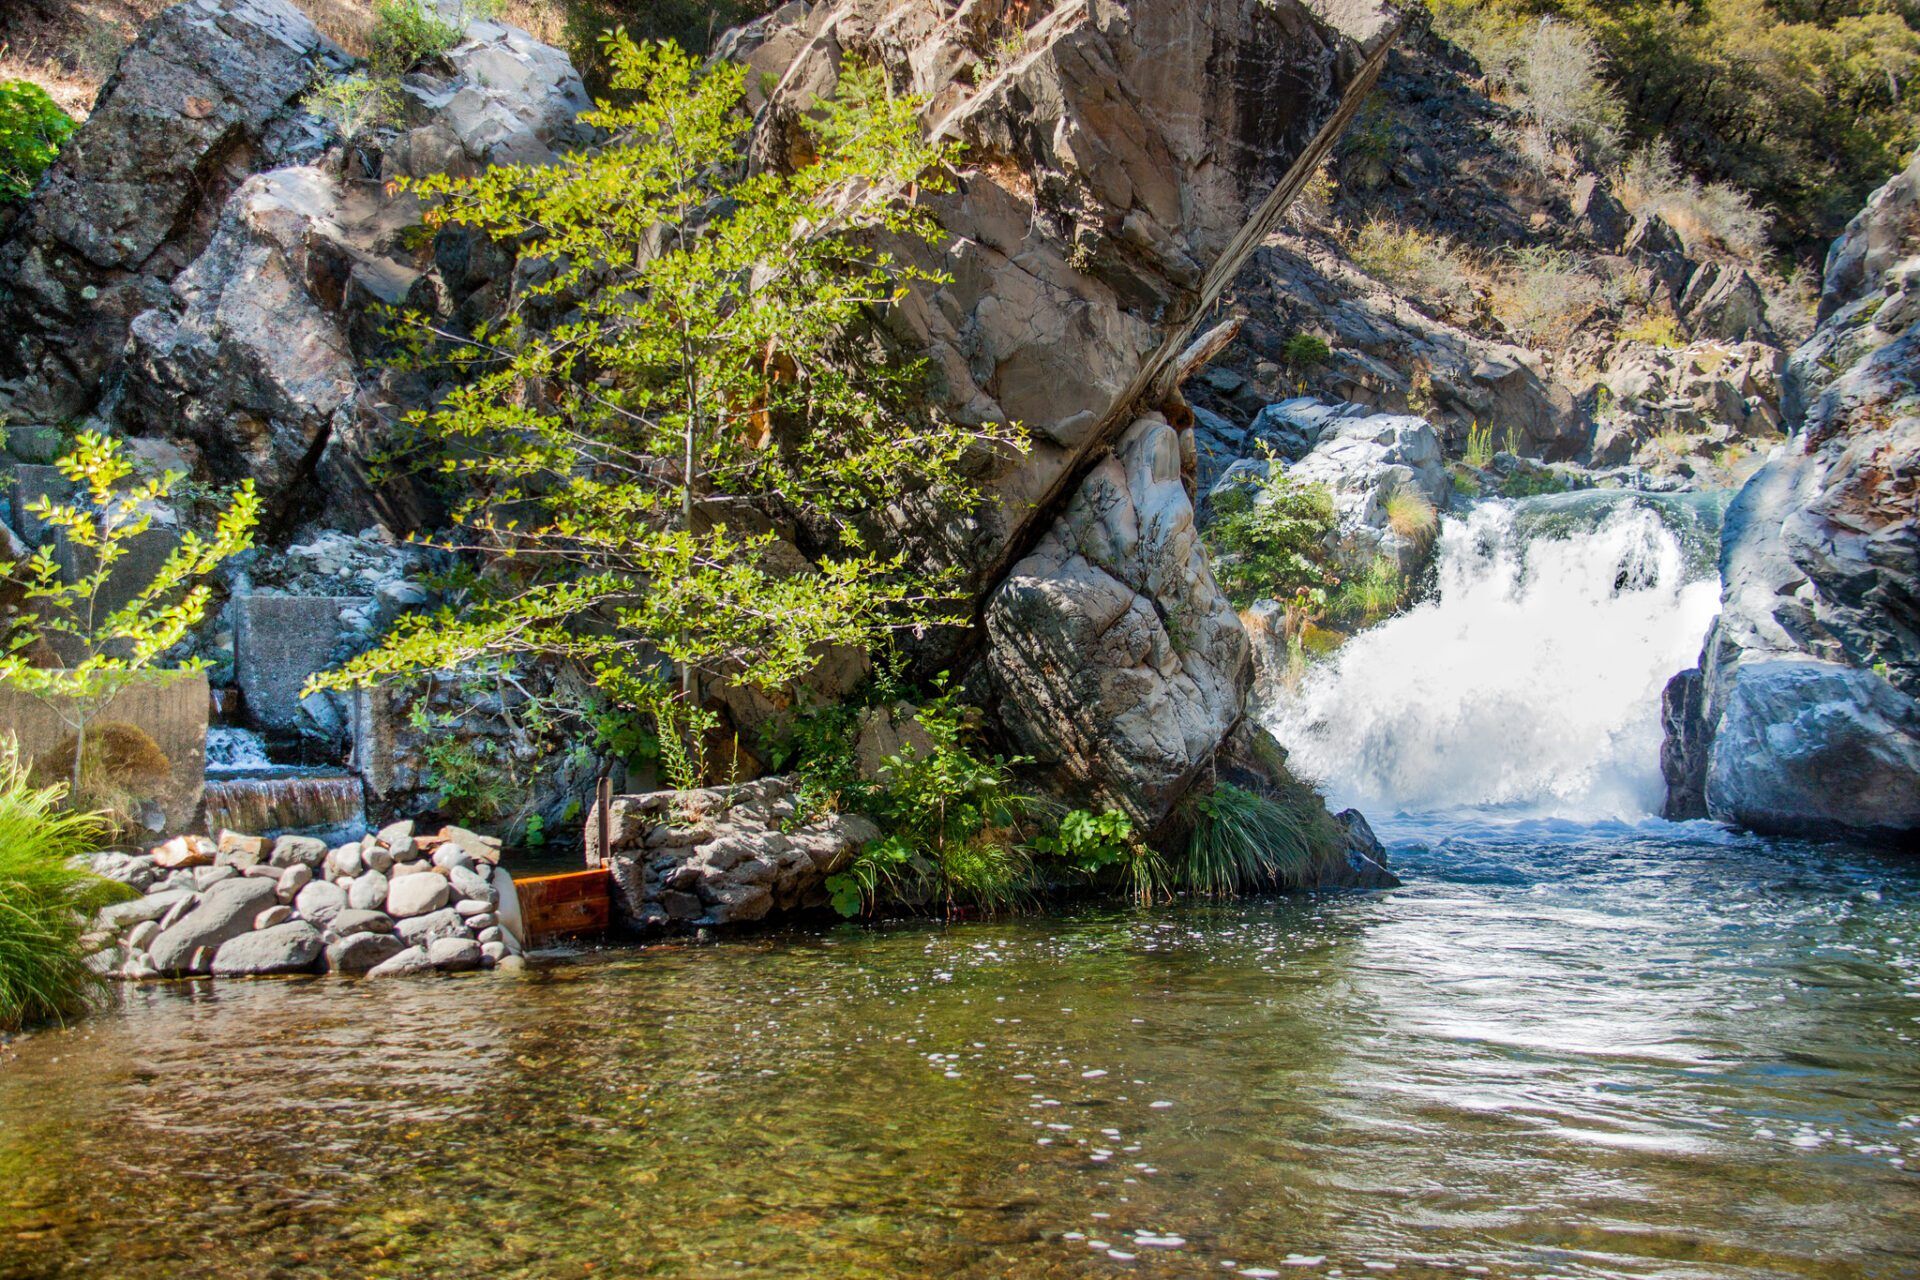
2,818,1917,1279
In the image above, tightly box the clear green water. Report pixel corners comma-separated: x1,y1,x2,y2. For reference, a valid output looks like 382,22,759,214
2,818,1917,1279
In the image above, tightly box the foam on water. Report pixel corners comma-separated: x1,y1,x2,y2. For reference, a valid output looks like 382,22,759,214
1269,491,1723,821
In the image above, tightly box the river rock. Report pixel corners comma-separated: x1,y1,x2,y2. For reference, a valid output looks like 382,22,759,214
395,908,464,947
428,936,483,972
481,941,508,966
490,867,525,946
387,873,451,919
276,863,312,903
326,931,406,975
100,889,192,930
192,865,238,891
328,842,365,879
447,864,495,907
210,921,323,976
328,909,394,938
293,879,349,926
348,870,390,911
148,877,280,974
455,900,494,921
270,835,328,870
124,920,162,953
363,843,395,873
366,945,433,978
152,836,213,870
431,844,477,872
254,905,292,929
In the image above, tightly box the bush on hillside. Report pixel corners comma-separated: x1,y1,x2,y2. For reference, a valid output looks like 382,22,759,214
0,81,76,203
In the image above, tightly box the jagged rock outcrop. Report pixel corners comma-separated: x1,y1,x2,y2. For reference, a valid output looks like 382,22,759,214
1662,152,1920,841
984,415,1250,826
0,0,344,422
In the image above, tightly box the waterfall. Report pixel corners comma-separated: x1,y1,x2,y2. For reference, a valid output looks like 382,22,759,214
1268,491,1724,822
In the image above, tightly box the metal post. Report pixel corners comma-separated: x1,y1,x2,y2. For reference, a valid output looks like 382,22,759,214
595,774,613,869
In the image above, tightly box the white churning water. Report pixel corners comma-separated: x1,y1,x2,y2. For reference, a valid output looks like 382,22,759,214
1270,491,1724,821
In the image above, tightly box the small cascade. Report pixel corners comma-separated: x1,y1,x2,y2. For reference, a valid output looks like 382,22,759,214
1268,490,1725,822
202,707,366,839
205,726,273,774
203,772,367,840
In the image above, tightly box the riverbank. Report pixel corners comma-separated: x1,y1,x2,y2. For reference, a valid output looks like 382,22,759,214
5,818,1916,1278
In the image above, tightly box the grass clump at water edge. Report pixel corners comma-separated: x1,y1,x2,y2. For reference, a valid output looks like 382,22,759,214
0,742,129,1034
1179,780,1342,898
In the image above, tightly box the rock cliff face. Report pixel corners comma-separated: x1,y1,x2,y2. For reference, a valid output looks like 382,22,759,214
1662,153,1920,841
744,0,1404,834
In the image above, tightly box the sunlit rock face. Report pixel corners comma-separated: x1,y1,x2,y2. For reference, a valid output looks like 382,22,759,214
1664,152,1920,841
748,0,1405,830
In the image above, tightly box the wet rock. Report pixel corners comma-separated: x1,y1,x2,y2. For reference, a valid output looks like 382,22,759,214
148,877,280,974
326,931,406,975
367,945,433,978
428,936,483,972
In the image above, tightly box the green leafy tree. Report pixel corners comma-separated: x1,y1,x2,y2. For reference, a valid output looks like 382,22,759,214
0,433,259,793
313,36,1023,760
0,80,76,203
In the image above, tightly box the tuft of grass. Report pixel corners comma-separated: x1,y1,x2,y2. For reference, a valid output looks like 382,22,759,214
0,742,127,1034
1334,554,1407,626
1385,488,1439,542
1462,419,1495,469
1180,781,1341,897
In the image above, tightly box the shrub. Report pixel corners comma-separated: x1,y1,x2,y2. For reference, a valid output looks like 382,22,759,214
1620,311,1685,348
1385,488,1439,542
1179,780,1340,897
827,688,1035,918
1495,245,1605,346
1349,219,1482,310
304,73,401,141
0,432,259,794
1280,332,1332,370
37,723,171,840
1203,462,1338,611
1617,142,1768,256
1514,17,1622,158
0,743,128,1033
0,81,76,203
369,0,465,76
1031,807,1166,905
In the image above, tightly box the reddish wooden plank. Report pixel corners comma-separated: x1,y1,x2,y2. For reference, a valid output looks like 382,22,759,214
516,869,611,943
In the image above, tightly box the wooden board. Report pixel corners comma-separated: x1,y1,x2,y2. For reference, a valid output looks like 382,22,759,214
515,869,611,945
